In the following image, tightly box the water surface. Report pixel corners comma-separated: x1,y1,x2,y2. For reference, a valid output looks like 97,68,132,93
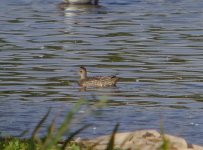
0,0,203,145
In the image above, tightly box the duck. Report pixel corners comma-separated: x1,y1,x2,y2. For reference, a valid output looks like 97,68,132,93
78,67,119,87
64,0,99,5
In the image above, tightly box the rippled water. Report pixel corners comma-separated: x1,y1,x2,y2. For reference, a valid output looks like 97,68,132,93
0,0,203,145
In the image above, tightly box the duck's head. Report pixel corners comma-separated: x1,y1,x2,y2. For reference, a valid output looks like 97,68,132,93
79,67,87,79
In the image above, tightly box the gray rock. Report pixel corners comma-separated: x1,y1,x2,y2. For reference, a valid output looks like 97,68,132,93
79,130,203,150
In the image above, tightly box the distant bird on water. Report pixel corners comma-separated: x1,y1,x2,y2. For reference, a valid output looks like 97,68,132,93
78,67,119,87
64,0,99,5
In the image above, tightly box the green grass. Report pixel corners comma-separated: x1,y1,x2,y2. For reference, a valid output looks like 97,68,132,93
0,138,28,150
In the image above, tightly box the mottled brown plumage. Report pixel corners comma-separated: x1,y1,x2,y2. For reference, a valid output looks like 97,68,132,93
78,67,119,87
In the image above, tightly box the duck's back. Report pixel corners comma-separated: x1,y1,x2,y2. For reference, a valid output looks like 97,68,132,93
79,76,119,87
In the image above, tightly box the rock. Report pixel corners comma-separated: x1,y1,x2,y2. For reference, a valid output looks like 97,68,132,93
78,130,203,150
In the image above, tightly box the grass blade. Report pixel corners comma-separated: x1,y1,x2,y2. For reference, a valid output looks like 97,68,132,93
31,108,51,140
106,123,119,150
39,117,57,150
42,100,84,150
16,130,29,138
29,108,51,150
61,124,91,150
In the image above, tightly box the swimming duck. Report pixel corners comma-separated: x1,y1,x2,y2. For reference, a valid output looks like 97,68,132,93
64,0,99,5
79,67,119,87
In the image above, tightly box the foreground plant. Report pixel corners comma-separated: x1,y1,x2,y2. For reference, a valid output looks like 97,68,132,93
0,99,122,150
0,100,89,150
0,99,173,150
